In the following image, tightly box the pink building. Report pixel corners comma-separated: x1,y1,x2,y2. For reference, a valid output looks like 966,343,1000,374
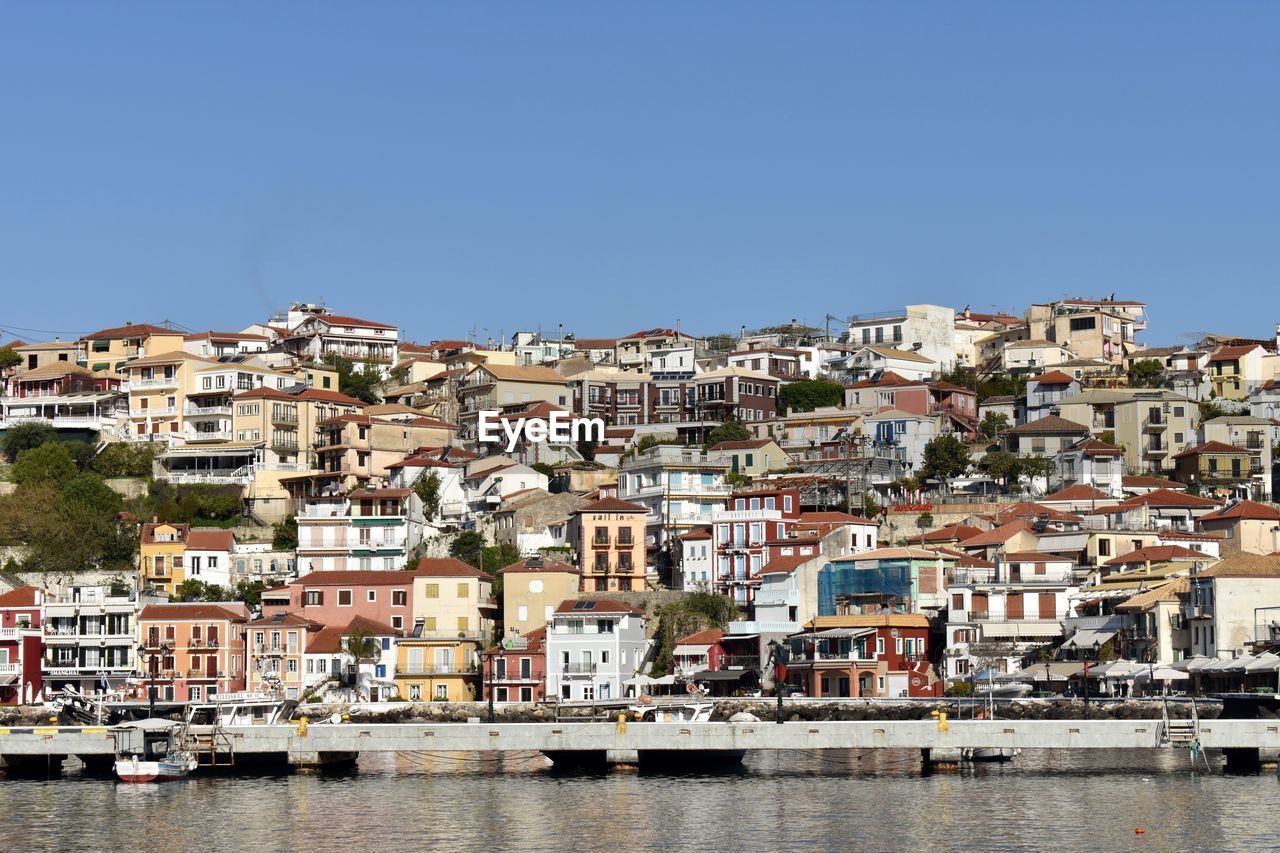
0,587,43,704
260,570,415,631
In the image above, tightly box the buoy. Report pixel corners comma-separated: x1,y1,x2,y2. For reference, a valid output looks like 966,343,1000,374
1135,828,1145,835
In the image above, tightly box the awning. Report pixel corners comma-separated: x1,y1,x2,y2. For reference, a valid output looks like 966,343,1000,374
1012,662,1086,682
1063,629,1117,650
672,644,711,657
0,674,16,686
792,628,876,641
692,670,753,682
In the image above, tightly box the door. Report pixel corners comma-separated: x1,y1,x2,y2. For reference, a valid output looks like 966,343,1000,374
971,592,989,618
1007,593,1024,620
1038,593,1056,620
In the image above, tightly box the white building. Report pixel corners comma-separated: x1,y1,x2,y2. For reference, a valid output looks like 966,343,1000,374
677,530,713,589
184,530,237,588
545,599,649,702
618,444,731,552
42,585,137,697
846,305,957,372
944,552,1078,679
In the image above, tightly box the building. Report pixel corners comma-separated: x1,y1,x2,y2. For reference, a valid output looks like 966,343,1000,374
571,497,649,593
0,587,43,704
618,444,731,555
819,547,955,616
1201,416,1273,500
841,345,939,383
1002,415,1091,458
297,615,402,702
1055,389,1197,477
1025,298,1147,364
314,413,456,489
260,570,417,633
944,552,1077,679
1172,442,1259,499
615,328,704,374
457,363,570,439
41,584,137,697
493,490,586,556
274,311,399,376
78,322,185,372
245,611,320,698
1,361,127,434
482,626,547,703
785,614,938,698
1197,501,1280,555
1053,437,1126,497
545,599,648,703
232,385,366,470
1114,579,1191,663
846,305,957,371
1206,344,1278,400
137,602,249,702
707,438,792,479
1187,553,1280,658
394,631,481,702
139,521,193,595
1024,370,1080,422
499,555,581,638
411,558,497,643
711,487,803,607
678,528,714,590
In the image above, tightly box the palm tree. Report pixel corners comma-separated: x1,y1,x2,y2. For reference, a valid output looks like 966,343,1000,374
344,630,381,701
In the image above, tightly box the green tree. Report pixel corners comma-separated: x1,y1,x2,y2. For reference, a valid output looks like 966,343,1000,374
0,348,20,372
324,354,382,405
414,471,442,521
916,511,934,532
236,580,267,606
272,515,299,550
530,462,556,478
345,630,382,700
863,492,881,518
919,435,971,482
450,530,486,568
3,422,57,462
1127,359,1166,389
650,591,739,676
706,421,751,447
575,435,597,461
92,442,158,477
1199,399,1231,422
725,472,752,489
979,411,1010,439
175,578,209,601
977,450,1021,489
778,379,844,413
1019,455,1057,488
62,471,124,515
12,442,78,487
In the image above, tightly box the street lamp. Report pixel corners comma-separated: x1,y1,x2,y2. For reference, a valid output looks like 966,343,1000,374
136,643,158,718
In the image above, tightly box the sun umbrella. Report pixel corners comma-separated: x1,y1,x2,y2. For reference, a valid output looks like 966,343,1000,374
1135,666,1189,682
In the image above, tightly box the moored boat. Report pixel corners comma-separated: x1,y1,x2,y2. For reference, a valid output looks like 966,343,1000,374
113,719,197,783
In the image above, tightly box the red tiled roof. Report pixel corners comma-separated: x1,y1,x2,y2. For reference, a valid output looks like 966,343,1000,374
186,530,235,551
1208,344,1263,362
760,554,819,575
1122,475,1185,489
678,528,713,541
1200,500,1280,522
1032,370,1074,386
674,628,725,646
1173,440,1250,459
708,439,774,451
578,497,648,514
84,323,176,340
413,558,490,579
919,524,984,543
308,314,397,331
1113,489,1221,510
959,519,1033,547
141,522,190,545
0,586,41,608
485,625,548,655
1072,438,1124,457
1004,415,1091,436
1104,545,1215,566
499,556,579,575
139,603,247,621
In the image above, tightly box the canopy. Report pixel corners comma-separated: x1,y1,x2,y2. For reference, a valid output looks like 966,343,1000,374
792,628,876,641
1013,662,1085,683
1135,666,1189,682
1062,629,1117,650
692,670,751,682
672,645,711,657
1244,653,1280,673
623,675,656,687
1173,655,1216,673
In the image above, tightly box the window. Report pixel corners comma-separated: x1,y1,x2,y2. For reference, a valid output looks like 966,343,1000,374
367,590,377,602
435,684,448,700
601,650,610,664
392,590,406,606
457,617,469,631
1069,316,1097,332
457,583,469,598
528,579,543,594
597,619,615,634
424,583,440,598
337,590,353,606
286,659,298,673
391,616,403,630
876,638,885,655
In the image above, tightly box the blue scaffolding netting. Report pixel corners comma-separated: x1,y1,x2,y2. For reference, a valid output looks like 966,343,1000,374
818,561,913,616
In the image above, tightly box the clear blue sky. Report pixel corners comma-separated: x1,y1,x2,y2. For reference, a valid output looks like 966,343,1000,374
1,3,1276,347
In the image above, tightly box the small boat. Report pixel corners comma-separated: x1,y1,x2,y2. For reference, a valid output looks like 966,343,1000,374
962,747,1021,763
185,691,297,727
628,699,714,722
113,719,197,783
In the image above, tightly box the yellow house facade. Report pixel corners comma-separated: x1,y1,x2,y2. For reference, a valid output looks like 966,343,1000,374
498,555,581,637
410,558,496,640
139,522,192,594
393,637,481,701
80,323,185,373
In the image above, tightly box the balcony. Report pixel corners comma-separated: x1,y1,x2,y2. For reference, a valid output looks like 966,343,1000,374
721,655,761,670
352,538,405,553
184,430,233,443
131,406,179,418
562,662,597,676
1142,416,1167,432
131,376,179,390
270,436,300,451
789,650,876,663
1185,603,1211,620
396,664,466,676
271,410,300,425
186,669,225,679
591,537,611,549
0,627,20,640
165,467,253,485
186,404,233,418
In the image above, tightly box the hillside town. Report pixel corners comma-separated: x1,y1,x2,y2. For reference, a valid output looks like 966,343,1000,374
4,297,1280,708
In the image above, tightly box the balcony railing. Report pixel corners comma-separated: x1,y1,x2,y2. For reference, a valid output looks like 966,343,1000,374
397,664,465,675
184,430,233,442
131,376,179,389
131,406,179,418
185,404,233,417
254,643,300,656
562,662,597,675
592,537,611,549
271,410,300,425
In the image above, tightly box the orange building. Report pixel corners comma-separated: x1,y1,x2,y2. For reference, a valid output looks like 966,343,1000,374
572,497,649,593
137,602,249,702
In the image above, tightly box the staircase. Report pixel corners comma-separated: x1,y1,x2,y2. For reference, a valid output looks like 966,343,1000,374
1163,718,1198,746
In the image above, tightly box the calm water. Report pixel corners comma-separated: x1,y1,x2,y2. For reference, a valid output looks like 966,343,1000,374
3,750,1277,852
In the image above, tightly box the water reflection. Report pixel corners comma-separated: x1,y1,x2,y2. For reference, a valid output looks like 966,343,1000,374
0,750,1276,852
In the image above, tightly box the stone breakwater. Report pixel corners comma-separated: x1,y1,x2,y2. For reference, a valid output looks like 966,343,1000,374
0,698,1221,727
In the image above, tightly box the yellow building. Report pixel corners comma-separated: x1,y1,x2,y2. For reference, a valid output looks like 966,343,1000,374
233,386,365,467
457,363,569,437
80,323,184,373
411,558,497,640
139,522,192,593
394,636,481,701
708,438,792,479
498,555,581,637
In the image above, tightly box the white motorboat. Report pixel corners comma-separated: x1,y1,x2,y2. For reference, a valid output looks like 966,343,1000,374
113,719,197,783
627,699,714,722
185,691,297,727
